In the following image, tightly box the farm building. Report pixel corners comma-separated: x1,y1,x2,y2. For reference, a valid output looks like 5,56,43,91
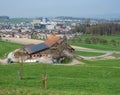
15,34,74,63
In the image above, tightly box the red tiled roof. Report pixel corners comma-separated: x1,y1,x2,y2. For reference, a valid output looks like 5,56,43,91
44,35,61,47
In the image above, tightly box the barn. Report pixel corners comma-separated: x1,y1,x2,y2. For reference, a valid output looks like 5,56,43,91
21,34,74,63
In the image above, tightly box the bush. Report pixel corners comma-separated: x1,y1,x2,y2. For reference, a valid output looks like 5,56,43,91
99,38,108,45
78,37,82,42
85,38,91,44
71,37,82,43
61,57,71,64
90,37,99,44
110,39,117,46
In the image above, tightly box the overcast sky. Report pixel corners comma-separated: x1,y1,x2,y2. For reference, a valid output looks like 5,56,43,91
0,0,120,18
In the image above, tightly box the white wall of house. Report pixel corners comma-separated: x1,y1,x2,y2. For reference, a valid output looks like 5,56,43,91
46,24,55,30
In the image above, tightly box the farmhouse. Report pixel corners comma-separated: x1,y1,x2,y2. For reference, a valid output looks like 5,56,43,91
21,34,74,63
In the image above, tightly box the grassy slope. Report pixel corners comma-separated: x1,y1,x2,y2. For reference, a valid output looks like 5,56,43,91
0,60,120,95
70,42,120,51
80,35,120,41
69,35,120,51
83,59,120,67
0,40,120,94
75,51,105,56
0,41,22,58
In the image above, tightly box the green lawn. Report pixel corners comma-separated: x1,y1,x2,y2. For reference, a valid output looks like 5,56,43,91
69,35,120,51
0,37,120,95
0,41,22,58
79,34,120,41
75,51,105,56
83,59,120,67
70,41,120,51
0,60,120,95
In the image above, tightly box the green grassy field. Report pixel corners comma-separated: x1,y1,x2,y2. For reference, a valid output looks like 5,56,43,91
69,35,120,51
78,34,120,41
83,59,120,67
0,41,22,58
0,38,120,95
0,60,120,95
70,42,120,51
75,51,105,56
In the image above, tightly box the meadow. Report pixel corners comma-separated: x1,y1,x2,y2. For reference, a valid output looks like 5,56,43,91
0,60,120,95
0,41,22,58
69,35,120,51
75,51,105,56
0,39,120,95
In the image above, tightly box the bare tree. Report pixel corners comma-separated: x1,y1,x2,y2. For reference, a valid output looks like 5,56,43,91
0,35,2,40
41,63,47,90
14,50,26,80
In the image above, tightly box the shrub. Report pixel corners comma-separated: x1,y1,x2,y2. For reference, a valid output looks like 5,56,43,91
61,57,71,64
85,38,91,44
78,37,82,42
90,37,99,44
110,39,117,46
99,38,108,45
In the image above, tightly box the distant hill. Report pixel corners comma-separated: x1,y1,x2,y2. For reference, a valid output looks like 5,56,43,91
0,16,9,20
94,14,120,20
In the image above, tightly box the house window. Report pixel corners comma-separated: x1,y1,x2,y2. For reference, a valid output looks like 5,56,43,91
33,55,36,57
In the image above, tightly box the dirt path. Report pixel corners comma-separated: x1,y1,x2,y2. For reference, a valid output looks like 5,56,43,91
0,59,7,64
54,59,85,66
2,37,44,45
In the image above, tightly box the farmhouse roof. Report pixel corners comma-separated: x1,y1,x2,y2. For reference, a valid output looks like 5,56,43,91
24,43,49,54
23,44,34,48
44,35,61,47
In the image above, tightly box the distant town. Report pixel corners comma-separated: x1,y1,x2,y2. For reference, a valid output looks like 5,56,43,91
0,16,120,40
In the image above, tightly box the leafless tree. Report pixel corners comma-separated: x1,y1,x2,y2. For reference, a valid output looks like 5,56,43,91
14,50,26,80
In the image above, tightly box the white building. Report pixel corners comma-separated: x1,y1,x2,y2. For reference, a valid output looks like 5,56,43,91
46,24,55,30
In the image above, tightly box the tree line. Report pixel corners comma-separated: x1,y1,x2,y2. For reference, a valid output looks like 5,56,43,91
72,23,120,36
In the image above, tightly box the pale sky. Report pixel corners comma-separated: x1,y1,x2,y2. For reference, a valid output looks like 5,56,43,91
0,0,120,18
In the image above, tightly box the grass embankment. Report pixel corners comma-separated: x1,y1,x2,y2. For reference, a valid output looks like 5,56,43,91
75,51,105,56
0,41,22,58
83,59,120,67
0,60,120,95
69,35,120,51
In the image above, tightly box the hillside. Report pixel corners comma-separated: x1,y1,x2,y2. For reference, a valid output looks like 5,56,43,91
0,61,120,95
